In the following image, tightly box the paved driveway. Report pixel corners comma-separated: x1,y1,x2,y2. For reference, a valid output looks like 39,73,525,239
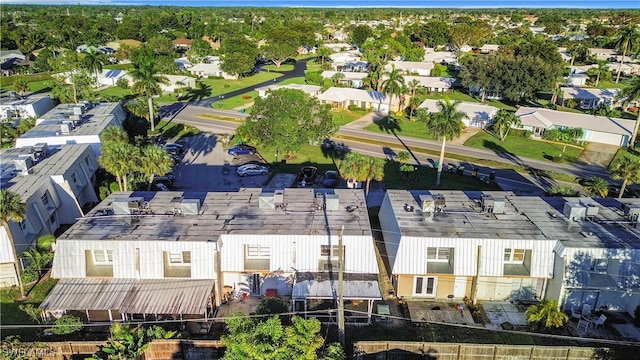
171,133,270,192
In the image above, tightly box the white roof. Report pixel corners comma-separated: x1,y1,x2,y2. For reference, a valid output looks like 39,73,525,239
388,61,434,71
318,87,398,105
419,99,498,120
255,83,322,95
560,87,620,101
402,76,455,88
321,71,368,80
190,63,222,72
163,74,196,85
589,48,617,55
329,51,361,62
480,44,500,51
515,107,635,136
423,51,457,64
324,43,352,49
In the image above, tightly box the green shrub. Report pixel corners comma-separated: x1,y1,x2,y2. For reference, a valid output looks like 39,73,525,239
542,129,561,141
207,75,224,79
223,84,231,88
116,77,129,89
305,71,323,85
347,105,368,112
21,268,39,284
509,128,532,139
49,315,83,335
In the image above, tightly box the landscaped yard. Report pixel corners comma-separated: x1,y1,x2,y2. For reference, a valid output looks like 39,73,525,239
332,109,369,126
1,79,53,94
198,72,281,97
156,119,201,139
215,90,257,110
423,90,477,102
464,130,583,163
304,59,323,73
263,64,294,72
364,116,437,141
1,276,58,339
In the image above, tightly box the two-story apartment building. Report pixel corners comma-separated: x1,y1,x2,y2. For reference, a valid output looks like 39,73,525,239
0,144,99,288
0,95,56,126
44,188,381,326
15,102,125,156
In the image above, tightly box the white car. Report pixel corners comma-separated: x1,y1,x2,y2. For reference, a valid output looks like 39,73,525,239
236,164,270,177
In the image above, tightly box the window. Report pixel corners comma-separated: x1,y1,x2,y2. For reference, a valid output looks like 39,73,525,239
427,247,451,261
321,245,344,258
19,220,27,231
41,191,50,206
85,157,90,166
246,245,270,258
71,172,77,184
504,248,525,263
414,276,437,296
49,213,56,225
93,250,114,264
591,259,608,273
169,251,191,264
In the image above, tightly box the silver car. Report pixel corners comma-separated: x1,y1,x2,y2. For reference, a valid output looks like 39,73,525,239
236,164,270,177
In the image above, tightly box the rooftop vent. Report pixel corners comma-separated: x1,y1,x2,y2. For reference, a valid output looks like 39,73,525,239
73,106,83,115
274,189,284,205
113,197,144,215
32,143,48,161
579,198,599,217
259,192,275,209
170,196,183,213
404,203,415,212
481,194,495,212
325,194,339,211
419,195,435,213
433,194,446,211
563,202,586,221
60,122,73,134
181,199,200,215
493,198,505,214
14,155,33,175
624,204,640,221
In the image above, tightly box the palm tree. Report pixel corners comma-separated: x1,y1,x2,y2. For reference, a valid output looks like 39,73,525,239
582,176,609,198
331,72,345,87
99,143,140,191
587,61,610,86
82,48,105,87
0,123,18,148
129,56,169,132
141,145,173,190
408,96,422,122
407,79,421,98
381,66,405,122
396,151,410,170
101,126,129,145
337,153,384,195
610,154,640,199
362,156,385,195
526,300,568,330
316,46,332,67
419,99,467,186
0,190,26,298
617,76,640,148
614,26,639,84
491,109,521,141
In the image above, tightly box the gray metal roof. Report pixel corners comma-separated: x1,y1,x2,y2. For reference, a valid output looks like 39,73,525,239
41,278,213,315
386,190,640,248
59,188,372,242
20,102,124,139
292,272,381,300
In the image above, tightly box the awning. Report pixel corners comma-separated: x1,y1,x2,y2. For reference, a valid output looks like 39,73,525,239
292,272,382,300
41,278,214,315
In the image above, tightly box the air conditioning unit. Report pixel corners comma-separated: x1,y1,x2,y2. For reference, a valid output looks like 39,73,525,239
60,122,73,134
493,198,505,214
113,197,143,215
181,199,200,215
563,202,586,221
433,194,446,210
14,156,33,175
419,194,435,213
259,192,275,209
324,194,339,211
579,198,599,217
274,189,284,205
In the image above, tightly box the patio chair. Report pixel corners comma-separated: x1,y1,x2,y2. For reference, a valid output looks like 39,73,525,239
592,314,607,329
582,304,593,316
576,319,589,332
570,307,582,320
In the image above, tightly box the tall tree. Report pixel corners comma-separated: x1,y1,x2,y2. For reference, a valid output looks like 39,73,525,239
614,26,639,84
99,143,140,191
418,99,466,186
0,190,26,298
141,145,173,190
101,126,129,145
220,34,259,77
407,79,421,98
350,25,374,48
609,154,640,199
526,300,568,330
587,61,610,87
617,76,640,148
129,54,168,132
582,176,609,198
315,46,332,67
262,26,300,68
381,66,405,121
82,48,105,86
337,153,384,195
237,89,337,161
491,110,521,141
13,77,30,97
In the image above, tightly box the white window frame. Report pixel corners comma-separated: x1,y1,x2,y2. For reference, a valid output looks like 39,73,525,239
414,276,437,297
93,249,114,264
427,247,451,262
168,251,191,264
591,259,608,273
504,248,525,264
246,245,270,259
41,191,49,206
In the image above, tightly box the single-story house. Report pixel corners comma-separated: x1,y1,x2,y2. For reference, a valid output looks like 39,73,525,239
174,57,192,71
557,47,572,63
96,69,128,86
188,58,237,80
423,50,458,65
1,50,31,76
298,45,316,55
318,87,402,113
558,87,621,109
323,43,353,52
173,38,193,50
321,71,368,88
566,73,590,87
402,76,456,92
589,48,617,61
160,75,196,93
607,63,640,76
479,44,500,53
201,36,220,50
106,40,142,51
329,51,362,70
418,99,498,128
255,84,322,98
515,107,635,146
387,61,434,76
0,49,26,64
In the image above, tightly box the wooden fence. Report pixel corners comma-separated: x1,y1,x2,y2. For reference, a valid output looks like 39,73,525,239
353,341,597,360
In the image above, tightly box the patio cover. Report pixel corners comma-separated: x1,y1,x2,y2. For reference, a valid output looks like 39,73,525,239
41,278,214,315
292,272,382,300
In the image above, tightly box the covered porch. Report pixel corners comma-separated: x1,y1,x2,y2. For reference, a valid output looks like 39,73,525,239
292,272,382,326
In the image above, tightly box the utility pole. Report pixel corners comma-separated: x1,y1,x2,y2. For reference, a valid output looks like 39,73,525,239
337,225,345,348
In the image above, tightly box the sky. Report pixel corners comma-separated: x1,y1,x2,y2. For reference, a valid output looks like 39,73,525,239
3,0,640,8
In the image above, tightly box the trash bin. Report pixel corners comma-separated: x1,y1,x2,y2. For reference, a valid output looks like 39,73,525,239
490,171,496,180
434,161,439,169
240,108,246,113
457,166,465,175
472,168,479,177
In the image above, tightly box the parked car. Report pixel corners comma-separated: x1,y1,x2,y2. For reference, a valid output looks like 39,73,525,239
155,183,170,191
296,166,318,186
228,144,257,156
236,164,270,177
164,143,184,153
322,171,339,188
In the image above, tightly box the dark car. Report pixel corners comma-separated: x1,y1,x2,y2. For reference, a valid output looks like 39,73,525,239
322,171,339,188
296,166,318,186
227,144,257,156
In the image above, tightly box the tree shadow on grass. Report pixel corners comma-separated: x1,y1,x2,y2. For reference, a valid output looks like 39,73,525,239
179,83,212,102
373,117,401,134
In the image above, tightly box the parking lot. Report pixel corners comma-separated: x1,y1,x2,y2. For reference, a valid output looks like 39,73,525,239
169,133,271,192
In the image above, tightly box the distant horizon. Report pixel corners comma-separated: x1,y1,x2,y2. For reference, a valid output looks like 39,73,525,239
3,0,639,9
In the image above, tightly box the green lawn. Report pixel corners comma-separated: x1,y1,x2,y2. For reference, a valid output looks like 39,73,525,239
332,109,369,126
263,64,294,72
590,79,630,89
215,90,257,110
197,72,281,97
279,76,307,85
464,130,583,163
156,119,202,139
608,147,640,170
364,116,437,141
423,90,477,102
484,99,518,111
1,276,58,339
2,79,53,94
305,59,323,73
104,63,134,71
98,86,132,99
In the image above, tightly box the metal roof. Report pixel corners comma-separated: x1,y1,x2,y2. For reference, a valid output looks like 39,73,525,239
58,188,372,242
292,272,381,300
41,278,213,315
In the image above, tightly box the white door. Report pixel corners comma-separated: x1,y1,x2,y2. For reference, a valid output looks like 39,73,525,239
414,276,437,297
453,277,467,298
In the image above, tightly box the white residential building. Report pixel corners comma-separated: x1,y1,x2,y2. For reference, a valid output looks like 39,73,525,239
321,71,368,88
418,99,498,128
160,75,196,93
15,102,126,156
402,76,456,93
0,144,99,288
45,188,381,326
329,50,362,70
0,95,55,125
386,61,434,76
188,57,237,79
589,48,617,61
558,87,621,109
423,50,458,65
323,43,354,52
318,87,402,113
255,84,322,98
515,106,634,146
